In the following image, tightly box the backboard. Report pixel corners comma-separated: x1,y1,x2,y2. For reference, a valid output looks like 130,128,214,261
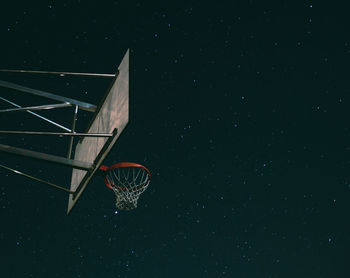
67,49,129,214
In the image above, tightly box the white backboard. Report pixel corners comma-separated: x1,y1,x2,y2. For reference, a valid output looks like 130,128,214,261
67,50,129,214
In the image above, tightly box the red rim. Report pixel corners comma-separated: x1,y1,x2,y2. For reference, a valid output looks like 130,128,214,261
99,162,151,190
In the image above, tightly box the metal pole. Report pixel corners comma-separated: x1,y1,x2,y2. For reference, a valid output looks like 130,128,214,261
0,164,74,194
0,103,72,113
67,105,78,159
0,131,113,137
0,144,93,170
0,69,115,77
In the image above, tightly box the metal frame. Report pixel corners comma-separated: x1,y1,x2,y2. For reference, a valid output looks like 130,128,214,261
0,71,116,199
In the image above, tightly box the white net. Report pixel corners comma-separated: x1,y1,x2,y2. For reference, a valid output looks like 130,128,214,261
105,166,150,210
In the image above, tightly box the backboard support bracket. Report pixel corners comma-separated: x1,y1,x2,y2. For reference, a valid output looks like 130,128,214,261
72,128,118,200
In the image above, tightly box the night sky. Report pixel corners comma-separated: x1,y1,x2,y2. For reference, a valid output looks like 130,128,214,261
0,1,349,277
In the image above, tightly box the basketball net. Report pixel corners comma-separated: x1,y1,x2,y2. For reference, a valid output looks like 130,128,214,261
103,163,151,210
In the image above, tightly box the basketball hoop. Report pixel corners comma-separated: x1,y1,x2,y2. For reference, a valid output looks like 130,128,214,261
99,162,151,211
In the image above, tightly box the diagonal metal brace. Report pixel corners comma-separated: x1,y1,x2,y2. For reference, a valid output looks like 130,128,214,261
0,80,97,112
0,103,72,113
0,164,74,194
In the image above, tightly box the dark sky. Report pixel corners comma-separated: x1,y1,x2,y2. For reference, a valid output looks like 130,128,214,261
0,1,349,277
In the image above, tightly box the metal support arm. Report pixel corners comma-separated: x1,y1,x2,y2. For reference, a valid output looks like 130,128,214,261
0,103,72,113
0,131,113,137
0,144,93,170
